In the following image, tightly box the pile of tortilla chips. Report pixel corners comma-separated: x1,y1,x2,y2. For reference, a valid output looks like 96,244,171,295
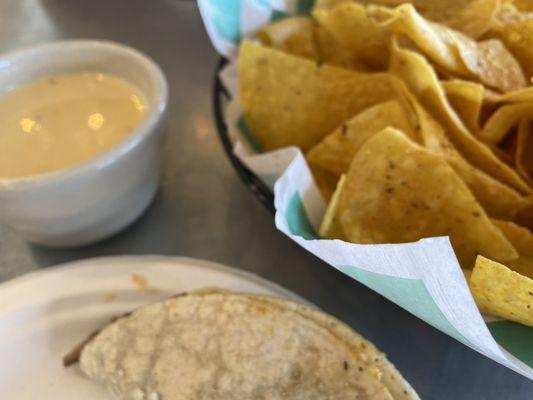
239,0,533,327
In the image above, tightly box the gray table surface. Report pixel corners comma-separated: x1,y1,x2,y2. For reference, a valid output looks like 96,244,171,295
0,1,531,398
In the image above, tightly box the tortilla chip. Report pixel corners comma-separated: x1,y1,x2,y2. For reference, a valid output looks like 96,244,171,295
495,20,533,80
361,0,497,37
441,79,484,133
389,40,532,194
308,161,339,202
463,268,473,283
481,88,502,124
499,86,533,103
491,0,533,31
508,215,533,251
314,24,366,69
492,1,529,25
338,127,517,267
256,17,318,60
377,4,466,73
455,38,526,93
313,3,389,70
470,255,533,327
516,119,533,183
516,196,533,230
486,3,533,78
238,40,398,151
480,88,502,126
493,220,533,256
484,87,503,103
398,86,530,220
514,0,533,12
319,174,346,240
491,143,515,165
480,102,533,144
313,0,352,10
442,0,500,39
380,4,526,92
307,100,417,177
493,219,533,279
505,255,533,279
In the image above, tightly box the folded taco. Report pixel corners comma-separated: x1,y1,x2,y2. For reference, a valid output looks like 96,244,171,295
65,289,419,400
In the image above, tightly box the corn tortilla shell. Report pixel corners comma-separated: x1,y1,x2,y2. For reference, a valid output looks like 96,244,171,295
79,290,420,399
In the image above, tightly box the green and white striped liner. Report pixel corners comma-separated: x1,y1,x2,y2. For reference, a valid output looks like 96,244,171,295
199,0,533,379
199,0,313,58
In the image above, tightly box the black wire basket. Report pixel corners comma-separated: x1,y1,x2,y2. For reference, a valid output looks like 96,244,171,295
213,58,275,213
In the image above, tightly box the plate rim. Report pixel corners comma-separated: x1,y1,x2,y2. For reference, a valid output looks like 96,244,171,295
0,255,306,305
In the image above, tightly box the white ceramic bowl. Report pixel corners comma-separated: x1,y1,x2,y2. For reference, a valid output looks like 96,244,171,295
0,40,168,247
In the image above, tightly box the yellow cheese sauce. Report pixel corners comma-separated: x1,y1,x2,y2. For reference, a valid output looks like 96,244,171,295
0,73,148,178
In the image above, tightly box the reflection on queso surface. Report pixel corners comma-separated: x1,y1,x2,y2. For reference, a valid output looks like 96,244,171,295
0,73,148,179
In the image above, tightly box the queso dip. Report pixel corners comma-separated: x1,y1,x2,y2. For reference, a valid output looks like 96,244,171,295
0,73,147,179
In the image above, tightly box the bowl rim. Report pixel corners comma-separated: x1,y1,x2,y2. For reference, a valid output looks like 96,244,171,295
0,39,168,191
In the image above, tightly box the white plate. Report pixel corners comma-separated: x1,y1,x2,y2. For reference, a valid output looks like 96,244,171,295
0,256,302,399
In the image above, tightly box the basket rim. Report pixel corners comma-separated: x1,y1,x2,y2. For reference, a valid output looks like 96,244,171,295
212,57,275,214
